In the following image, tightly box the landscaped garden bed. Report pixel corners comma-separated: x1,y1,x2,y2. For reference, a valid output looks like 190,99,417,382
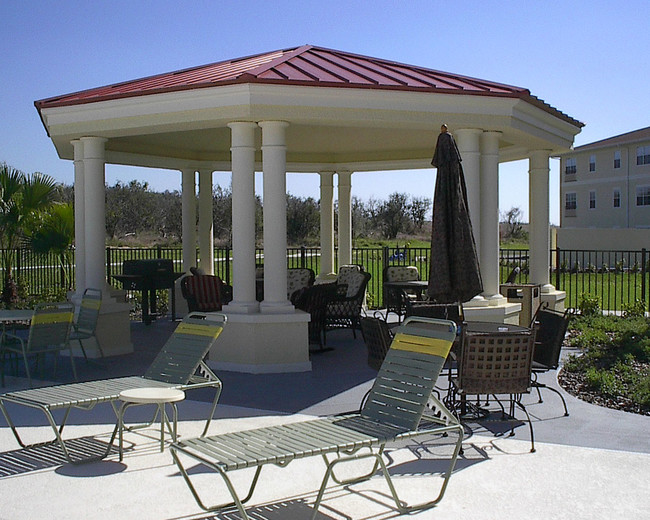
558,301,650,416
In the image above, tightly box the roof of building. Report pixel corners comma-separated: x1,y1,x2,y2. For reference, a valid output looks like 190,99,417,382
35,44,582,127
573,126,650,151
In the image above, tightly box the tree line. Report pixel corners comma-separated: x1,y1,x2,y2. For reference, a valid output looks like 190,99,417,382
57,179,432,245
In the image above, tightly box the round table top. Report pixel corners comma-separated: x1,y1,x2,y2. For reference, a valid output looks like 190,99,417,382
119,387,185,404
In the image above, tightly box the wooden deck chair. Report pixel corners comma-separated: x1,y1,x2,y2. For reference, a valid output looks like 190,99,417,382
0,302,75,388
69,288,103,360
171,317,463,520
0,313,225,464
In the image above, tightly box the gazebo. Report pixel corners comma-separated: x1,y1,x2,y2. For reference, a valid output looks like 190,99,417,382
35,45,583,373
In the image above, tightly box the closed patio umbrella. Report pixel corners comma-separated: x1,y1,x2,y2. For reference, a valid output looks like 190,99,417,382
427,125,483,303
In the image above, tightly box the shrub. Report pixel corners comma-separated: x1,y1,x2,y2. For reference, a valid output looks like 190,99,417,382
622,299,646,319
578,293,600,316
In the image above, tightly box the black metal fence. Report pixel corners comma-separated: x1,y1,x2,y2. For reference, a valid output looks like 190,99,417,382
4,246,650,313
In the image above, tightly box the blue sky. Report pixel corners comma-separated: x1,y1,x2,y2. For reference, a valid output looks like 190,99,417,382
1,0,648,225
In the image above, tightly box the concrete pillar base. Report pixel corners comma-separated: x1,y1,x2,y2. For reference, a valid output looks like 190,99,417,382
260,301,295,314
463,301,522,324
540,289,567,312
224,301,261,314
206,310,311,373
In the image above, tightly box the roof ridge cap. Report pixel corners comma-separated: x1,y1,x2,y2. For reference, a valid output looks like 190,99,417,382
244,44,313,77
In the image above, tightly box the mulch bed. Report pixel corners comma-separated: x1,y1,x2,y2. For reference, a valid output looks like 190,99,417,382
558,367,650,416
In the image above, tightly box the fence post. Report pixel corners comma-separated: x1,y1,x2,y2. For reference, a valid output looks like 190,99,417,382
106,247,112,283
300,246,306,268
555,247,561,290
225,247,231,285
156,245,162,258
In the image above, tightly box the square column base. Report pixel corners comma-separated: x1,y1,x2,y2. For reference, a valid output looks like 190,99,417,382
206,310,311,374
463,301,522,324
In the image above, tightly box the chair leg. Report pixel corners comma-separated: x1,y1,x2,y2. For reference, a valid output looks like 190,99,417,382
513,396,535,453
533,382,569,416
68,346,78,381
20,350,32,388
77,338,89,362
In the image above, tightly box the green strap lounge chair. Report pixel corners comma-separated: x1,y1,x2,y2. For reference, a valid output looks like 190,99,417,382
69,287,103,360
171,316,463,520
0,312,225,464
0,302,75,388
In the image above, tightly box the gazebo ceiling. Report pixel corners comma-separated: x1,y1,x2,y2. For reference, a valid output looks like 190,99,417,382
36,45,583,172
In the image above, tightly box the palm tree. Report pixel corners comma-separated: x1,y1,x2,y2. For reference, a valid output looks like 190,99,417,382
0,163,57,305
25,202,75,291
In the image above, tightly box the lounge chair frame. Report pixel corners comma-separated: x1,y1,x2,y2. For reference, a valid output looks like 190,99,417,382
171,317,463,520
0,313,225,464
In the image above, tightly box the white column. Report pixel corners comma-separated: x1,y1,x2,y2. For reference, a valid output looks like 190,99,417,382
337,171,352,267
227,122,259,313
72,139,86,293
80,137,107,291
181,169,197,273
480,131,504,303
529,150,554,292
259,121,292,312
454,129,482,253
319,171,335,278
198,169,214,275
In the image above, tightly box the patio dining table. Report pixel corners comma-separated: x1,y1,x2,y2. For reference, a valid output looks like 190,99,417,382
383,280,428,300
0,309,34,332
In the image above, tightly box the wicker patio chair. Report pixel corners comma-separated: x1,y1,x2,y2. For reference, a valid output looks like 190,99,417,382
325,266,371,337
293,282,338,351
448,324,538,452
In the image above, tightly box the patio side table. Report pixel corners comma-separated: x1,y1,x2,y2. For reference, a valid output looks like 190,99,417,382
117,387,185,461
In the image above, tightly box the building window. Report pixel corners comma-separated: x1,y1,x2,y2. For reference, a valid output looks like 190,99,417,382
565,157,577,175
565,192,577,210
636,186,650,206
637,146,650,166
613,189,621,208
614,150,621,169
589,191,596,209
589,154,596,172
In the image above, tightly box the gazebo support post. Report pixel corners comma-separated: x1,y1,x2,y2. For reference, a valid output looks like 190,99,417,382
480,131,505,305
529,150,566,311
259,121,292,313
318,171,336,282
337,171,352,268
198,169,214,275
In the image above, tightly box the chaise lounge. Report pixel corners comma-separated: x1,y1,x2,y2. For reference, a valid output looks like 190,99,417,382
171,316,463,520
0,312,225,463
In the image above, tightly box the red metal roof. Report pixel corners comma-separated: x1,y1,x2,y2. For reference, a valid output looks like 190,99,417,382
35,45,582,126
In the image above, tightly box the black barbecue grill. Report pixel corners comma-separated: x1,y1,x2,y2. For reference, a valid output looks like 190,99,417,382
112,259,184,324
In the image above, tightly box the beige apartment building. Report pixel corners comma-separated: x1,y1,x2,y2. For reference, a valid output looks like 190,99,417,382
558,126,650,250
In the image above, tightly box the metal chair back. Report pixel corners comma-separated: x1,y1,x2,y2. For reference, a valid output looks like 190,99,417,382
76,288,101,335
457,327,537,395
531,306,572,369
27,302,74,353
144,313,226,384
362,317,456,431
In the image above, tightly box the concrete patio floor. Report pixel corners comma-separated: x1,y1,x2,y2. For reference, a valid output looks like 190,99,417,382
1,316,649,519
